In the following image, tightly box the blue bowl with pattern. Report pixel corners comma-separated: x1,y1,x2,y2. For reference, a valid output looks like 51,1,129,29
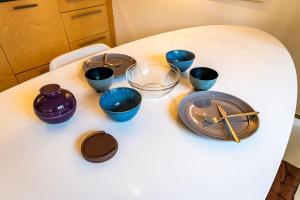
166,50,195,72
99,87,142,122
189,67,218,91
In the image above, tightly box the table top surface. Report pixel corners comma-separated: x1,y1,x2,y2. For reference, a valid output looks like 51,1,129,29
0,25,297,200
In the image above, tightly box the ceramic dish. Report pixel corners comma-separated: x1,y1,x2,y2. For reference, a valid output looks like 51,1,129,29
81,131,118,163
178,91,259,140
83,53,137,77
189,67,218,91
85,67,114,93
99,87,142,122
166,49,195,72
33,84,76,124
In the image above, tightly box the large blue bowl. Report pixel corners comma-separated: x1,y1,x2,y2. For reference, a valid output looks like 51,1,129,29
166,50,195,72
99,87,142,122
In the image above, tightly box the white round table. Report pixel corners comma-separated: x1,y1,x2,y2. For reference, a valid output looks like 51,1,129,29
0,25,297,200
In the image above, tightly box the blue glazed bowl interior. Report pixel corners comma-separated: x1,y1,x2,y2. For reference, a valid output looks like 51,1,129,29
100,88,142,112
166,50,195,62
85,67,113,80
190,67,218,80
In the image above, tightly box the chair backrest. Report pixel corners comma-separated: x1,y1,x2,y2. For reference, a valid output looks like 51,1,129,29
49,43,110,71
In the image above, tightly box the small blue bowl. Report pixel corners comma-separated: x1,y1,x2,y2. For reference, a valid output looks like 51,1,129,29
99,87,142,122
85,67,114,93
166,50,195,72
189,67,218,91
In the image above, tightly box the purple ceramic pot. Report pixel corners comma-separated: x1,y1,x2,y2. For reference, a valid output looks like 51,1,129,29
33,84,76,124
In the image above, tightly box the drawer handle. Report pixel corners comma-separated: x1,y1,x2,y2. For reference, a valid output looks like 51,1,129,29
79,36,106,47
14,4,38,10
67,0,84,2
72,10,102,19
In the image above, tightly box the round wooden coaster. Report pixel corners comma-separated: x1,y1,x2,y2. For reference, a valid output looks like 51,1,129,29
81,131,118,163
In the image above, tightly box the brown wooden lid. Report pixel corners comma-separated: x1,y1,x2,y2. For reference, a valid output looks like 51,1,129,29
81,131,118,163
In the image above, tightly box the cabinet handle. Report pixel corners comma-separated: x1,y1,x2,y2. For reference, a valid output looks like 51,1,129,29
67,0,84,2
79,36,106,47
72,10,101,19
14,4,38,10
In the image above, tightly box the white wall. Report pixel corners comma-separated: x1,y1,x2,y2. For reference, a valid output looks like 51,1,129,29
282,8,300,114
112,0,300,113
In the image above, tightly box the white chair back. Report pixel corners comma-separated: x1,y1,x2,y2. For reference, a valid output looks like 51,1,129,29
49,43,110,71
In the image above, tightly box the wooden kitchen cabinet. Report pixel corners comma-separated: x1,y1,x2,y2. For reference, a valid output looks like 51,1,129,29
62,5,109,42
60,0,115,49
0,0,70,73
0,0,115,91
57,0,105,12
69,32,111,50
0,45,18,92
16,64,49,83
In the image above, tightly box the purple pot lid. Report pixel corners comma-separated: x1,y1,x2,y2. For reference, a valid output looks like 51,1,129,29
33,84,76,118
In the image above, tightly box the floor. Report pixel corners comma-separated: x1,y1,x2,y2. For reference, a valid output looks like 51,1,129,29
283,118,300,199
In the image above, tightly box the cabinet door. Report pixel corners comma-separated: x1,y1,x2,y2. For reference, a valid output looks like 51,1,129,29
0,0,70,73
0,45,17,92
62,5,109,42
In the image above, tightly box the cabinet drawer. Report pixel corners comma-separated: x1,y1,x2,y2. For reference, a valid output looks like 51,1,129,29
62,5,109,42
16,64,49,83
57,0,105,12
69,32,111,50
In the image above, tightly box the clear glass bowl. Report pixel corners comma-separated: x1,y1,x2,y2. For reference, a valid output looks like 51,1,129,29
126,64,181,98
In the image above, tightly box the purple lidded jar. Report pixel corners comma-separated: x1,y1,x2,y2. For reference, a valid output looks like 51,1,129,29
33,84,76,124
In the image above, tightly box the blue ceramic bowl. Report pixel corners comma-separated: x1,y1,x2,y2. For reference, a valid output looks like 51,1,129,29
189,67,218,91
85,67,114,93
166,50,195,72
99,87,142,122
